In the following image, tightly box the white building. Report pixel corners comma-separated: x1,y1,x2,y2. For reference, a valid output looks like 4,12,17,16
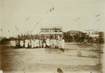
39,26,64,48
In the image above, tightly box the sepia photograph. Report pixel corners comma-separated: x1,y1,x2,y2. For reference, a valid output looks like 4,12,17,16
0,0,105,73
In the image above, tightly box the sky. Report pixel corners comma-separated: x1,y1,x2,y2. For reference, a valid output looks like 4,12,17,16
0,0,105,37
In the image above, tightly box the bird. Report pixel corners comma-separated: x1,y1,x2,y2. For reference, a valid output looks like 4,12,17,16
49,7,55,13
96,14,100,17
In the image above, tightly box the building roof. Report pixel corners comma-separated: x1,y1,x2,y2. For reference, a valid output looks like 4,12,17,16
40,32,63,35
40,26,63,35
